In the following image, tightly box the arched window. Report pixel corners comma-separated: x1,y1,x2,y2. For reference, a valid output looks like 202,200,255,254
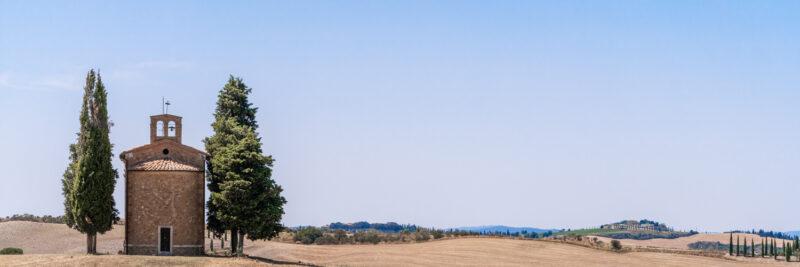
168,121,176,137
156,121,164,136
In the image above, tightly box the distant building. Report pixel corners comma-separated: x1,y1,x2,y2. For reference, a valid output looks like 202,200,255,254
119,114,208,255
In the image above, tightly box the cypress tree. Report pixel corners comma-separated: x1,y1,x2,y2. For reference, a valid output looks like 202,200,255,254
69,70,119,254
786,241,790,261
768,238,771,256
751,239,755,257
743,237,747,257
729,232,733,256
206,76,286,255
737,236,740,256
61,142,79,229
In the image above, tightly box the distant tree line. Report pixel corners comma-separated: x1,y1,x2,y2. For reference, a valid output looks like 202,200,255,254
688,241,728,250
290,225,559,245
0,214,65,224
326,222,419,233
731,229,797,240
605,219,676,232
594,231,696,240
293,226,480,245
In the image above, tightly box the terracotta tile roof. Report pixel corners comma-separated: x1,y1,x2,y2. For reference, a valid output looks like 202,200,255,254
129,157,202,171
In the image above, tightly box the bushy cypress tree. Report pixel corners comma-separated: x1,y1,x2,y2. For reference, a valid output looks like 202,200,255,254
751,239,755,257
69,70,119,254
786,241,790,261
206,76,286,254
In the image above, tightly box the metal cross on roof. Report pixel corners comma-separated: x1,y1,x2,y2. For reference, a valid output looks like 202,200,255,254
162,97,171,114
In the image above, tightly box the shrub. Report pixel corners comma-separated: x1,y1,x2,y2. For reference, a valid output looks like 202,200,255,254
294,227,323,244
611,240,622,250
334,229,349,244
314,234,338,245
0,247,23,255
688,241,727,251
354,230,382,244
414,229,431,242
432,229,444,239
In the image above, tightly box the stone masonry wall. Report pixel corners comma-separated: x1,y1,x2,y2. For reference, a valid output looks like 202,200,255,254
126,170,204,255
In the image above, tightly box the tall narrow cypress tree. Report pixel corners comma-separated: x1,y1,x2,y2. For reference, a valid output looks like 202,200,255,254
737,236,740,256
729,233,734,256
752,239,755,257
69,70,119,254
744,237,747,257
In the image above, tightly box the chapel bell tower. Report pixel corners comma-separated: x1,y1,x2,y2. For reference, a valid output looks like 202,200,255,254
150,114,182,144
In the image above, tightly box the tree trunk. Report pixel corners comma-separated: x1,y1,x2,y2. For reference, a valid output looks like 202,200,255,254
87,234,92,254
93,234,97,254
230,228,239,254
238,232,244,254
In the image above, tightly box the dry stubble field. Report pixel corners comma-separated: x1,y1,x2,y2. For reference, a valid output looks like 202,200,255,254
590,232,794,250
0,221,790,266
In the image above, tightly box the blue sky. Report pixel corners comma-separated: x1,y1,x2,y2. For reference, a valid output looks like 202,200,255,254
1,1,799,232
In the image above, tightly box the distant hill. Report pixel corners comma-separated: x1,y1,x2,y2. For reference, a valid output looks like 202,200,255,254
452,225,556,234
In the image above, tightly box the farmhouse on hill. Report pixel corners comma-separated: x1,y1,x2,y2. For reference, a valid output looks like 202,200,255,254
119,114,207,255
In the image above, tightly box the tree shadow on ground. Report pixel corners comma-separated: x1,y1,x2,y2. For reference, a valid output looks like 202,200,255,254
247,255,321,266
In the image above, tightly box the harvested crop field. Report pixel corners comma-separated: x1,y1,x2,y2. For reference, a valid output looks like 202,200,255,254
590,233,794,250
0,221,790,266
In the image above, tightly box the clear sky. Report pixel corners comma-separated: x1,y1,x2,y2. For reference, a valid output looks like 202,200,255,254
1,1,799,232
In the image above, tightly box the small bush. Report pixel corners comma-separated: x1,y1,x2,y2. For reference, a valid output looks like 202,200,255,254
432,229,444,239
314,234,338,245
354,230,382,244
611,240,622,250
334,229,349,244
414,229,431,242
294,227,323,244
0,247,23,255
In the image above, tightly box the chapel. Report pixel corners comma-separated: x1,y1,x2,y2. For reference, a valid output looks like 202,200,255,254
119,113,207,255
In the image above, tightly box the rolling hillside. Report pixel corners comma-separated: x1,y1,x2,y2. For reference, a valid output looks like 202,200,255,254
1,221,793,266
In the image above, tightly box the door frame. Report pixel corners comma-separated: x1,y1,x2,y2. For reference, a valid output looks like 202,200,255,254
158,225,173,255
